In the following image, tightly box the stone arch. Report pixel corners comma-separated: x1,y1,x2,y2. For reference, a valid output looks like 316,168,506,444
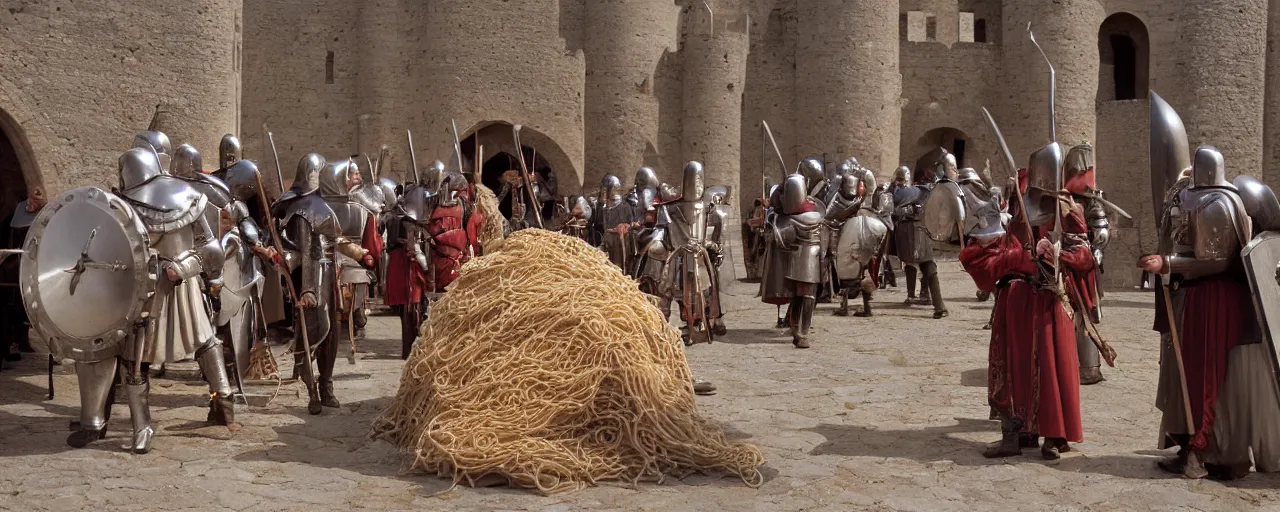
0,82,51,201
1097,12,1149,102
913,127,971,168
458,120,582,195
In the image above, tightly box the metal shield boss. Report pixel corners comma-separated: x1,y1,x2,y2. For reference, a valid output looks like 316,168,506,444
20,187,156,362
1241,231,1280,404
923,181,966,243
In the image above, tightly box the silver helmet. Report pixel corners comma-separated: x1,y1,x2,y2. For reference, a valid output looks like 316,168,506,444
681,161,705,201
846,157,860,170
797,157,824,187
1026,143,1064,193
1234,175,1280,232
133,131,172,172
601,174,623,199
171,143,202,179
956,167,981,184
118,147,164,191
319,159,358,199
937,153,958,181
892,166,911,186
1191,146,1231,189
421,160,446,195
221,159,261,202
705,185,729,205
286,153,326,198
571,195,593,221
842,168,876,201
376,177,399,211
634,166,660,191
219,134,242,169
781,173,809,215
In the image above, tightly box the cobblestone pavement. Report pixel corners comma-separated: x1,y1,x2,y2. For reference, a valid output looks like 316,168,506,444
2,261,1278,511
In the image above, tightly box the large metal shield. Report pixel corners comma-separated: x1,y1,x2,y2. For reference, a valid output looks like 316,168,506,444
923,181,966,243
1242,232,1280,378
20,187,155,362
834,215,887,279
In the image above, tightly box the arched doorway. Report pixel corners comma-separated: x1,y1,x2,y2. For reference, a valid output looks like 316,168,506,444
0,109,28,221
1098,13,1149,102
914,127,969,168
459,122,558,221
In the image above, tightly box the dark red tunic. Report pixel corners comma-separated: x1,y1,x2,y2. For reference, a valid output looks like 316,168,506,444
1179,272,1248,451
960,206,1088,442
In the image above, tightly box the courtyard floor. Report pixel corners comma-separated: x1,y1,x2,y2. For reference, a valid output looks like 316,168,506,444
1,261,1278,511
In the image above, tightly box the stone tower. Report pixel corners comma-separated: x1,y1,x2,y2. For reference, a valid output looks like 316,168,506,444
583,0,678,189
1178,0,1267,178
997,0,1103,160
795,0,902,177
680,0,749,207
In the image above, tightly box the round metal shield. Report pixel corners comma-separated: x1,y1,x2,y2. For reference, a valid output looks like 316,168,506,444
923,181,966,243
20,187,155,362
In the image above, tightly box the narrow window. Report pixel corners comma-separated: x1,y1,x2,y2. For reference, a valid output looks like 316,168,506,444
1111,35,1137,100
325,51,335,84
975,19,987,43
926,16,937,42
906,12,926,42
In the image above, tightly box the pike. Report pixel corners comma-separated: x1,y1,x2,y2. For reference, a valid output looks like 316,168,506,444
449,119,465,177
1028,23,1063,284
375,145,389,180
512,124,544,229
981,107,1018,178
263,124,285,195
406,129,421,184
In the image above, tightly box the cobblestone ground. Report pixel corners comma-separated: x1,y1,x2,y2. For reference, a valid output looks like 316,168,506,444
2,261,1279,511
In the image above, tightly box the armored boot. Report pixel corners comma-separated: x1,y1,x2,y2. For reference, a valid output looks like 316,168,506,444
122,366,155,454
1077,321,1105,385
834,290,852,317
775,305,786,329
854,289,874,317
317,331,340,409
793,298,815,349
67,358,118,448
982,417,1022,458
196,340,235,426
903,265,918,303
925,266,948,318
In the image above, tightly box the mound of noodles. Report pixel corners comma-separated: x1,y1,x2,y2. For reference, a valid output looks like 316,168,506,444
472,182,505,254
370,229,764,494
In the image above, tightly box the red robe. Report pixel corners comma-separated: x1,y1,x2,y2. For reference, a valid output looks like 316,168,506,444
960,204,1089,442
426,203,469,292
385,221,427,307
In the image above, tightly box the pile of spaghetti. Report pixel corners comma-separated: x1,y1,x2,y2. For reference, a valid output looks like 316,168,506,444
370,229,764,494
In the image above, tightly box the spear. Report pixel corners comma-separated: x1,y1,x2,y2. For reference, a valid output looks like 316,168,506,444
406,130,421,184
263,124,285,195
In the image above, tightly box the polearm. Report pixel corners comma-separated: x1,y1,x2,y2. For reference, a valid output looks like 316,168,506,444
449,119,465,177
406,130,421,184
376,145,389,180
512,124,544,229
263,124,285,195
250,169,321,406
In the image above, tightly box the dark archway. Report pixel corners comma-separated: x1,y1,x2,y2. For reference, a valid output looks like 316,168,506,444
1098,13,1149,102
914,127,969,168
460,122,557,221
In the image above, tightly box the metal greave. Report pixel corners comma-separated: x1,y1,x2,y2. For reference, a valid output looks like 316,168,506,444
73,359,117,432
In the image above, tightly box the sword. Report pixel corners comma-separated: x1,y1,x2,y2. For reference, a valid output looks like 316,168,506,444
981,107,1017,177
761,121,788,178
407,130,421,184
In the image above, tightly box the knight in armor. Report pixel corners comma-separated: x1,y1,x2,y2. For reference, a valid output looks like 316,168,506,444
884,166,917,290
868,179,897,290
827,166,887,317
959,141,1088,460
661,162,726,343
269,153,347,414
383,172,432,359
762,167,825,348
320,160,381,343
133,131,172,172
742,192,770,281
893,156,949,318
1061,144,1109,385
110,146,236,452
597,174,633,270
1,186,45,363
1140,137,1280,478
704,186,731,272
556,195,593,242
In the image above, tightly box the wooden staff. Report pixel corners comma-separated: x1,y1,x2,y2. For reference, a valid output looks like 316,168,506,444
251,169,320,405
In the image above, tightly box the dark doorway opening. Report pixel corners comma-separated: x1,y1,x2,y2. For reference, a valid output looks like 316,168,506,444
974,19,987,43
1110,35,1137,100
0,130,26,226
952,139,967,168
1098,13,1149,102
